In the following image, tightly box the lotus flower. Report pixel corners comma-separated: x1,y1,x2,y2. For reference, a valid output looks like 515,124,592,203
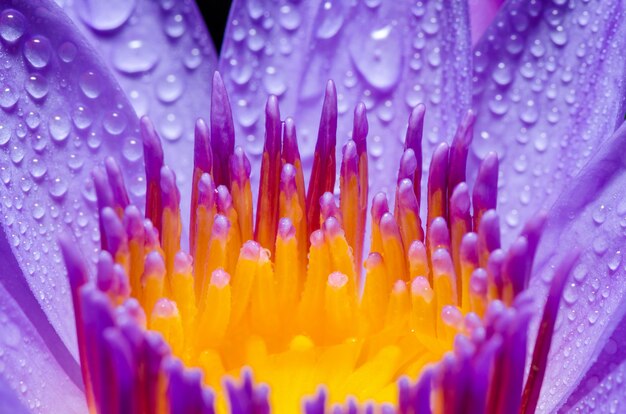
1,0,626,413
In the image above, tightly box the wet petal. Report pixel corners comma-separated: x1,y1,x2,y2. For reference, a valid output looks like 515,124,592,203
59,0,217,229
559,312,626,412
528,122,626,412
0,280,85,413
219,0,471,200
0,1,144,356
471,0,626,243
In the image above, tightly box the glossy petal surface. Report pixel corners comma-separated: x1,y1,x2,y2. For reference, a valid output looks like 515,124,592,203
0,280,85,413
0,1,144,356
471,0,626,243
220,0,471,200
58,0,217,231
529,122,626,412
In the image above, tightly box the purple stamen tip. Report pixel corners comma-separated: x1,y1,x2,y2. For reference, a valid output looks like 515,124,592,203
323,216,343,239
194,118,212,172
428,217,451,250
59,233,88,295
478,209,501,253
264,95,282,156
398,149,418,183
460,232,479,266
216,185,234,213
230,146,251,186
104,157,130,208
124,205,144,240
93,166,114,210
404,104,425,156
310,229,325,248
473,152,499,216
371,192,390,224
503,236,530,295
241,240,261,261
198,173,216,207
282,117,301,164
450,183,470,216
102,207,127,254
174,251,193,274
144,251,166,278
212,214,230,240
210,71,235,187
320,192,340,221
140,116,164,181
316,80,338,156
432,248,455,276
470,268,488,296
352,102,368,156
278,217,296,240
97,251,115,293
160,166,180,210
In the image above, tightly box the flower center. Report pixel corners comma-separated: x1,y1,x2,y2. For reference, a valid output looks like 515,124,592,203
62,73,571,414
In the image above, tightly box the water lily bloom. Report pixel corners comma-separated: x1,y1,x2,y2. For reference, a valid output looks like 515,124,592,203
1,0,626,413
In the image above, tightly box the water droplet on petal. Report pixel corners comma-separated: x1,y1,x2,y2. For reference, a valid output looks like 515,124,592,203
49,177,68,199
0,9,26,44
279,5,301,31
0,125,10,146
49,114,71,142
24,74,49,100
164,13,185,38
58,41,77,63
316,1,344,39
156,73,184,103
75,0,136,31
72,105,93,130
159,113,182,141
348,24,401,92
103,111,127,136
112,39,159,74
122,136,142,162
23,36,52,69
28,158,46,179
79,71,102,99
0,84,18,110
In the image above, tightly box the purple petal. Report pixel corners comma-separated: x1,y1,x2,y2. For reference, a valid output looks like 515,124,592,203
0,1,144,356
0,281,85,413
559,312,626,413
219,0,471,201
468,0,503,45
470,0,626,243
527,122,626,412
60,0,217,230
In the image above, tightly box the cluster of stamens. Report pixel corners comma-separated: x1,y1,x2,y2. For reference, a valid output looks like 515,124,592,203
61,73,573,414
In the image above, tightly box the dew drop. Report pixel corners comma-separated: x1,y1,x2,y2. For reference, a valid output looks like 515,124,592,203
183,48,202,70
24,74,49,100
122,136,142,162
563,283,578,305
156,73,184,103
58,41,77,63
348,24,401,92
49,114,71,142
592,205,607,224
23,36,52,69
0,9,26,44
103,111,127,136
550,26,568,46
75,0,136,31
0,84,18,110
72,105,93,130
164,13,185,38
492,62,513,86
520,100,539,125
49,177,68,199
316,1,344,39
279,5,301,31
262,66,287,96
32,202,45,220
25,112,40,130
608,250,622,272
112,40,159,74
159,113,182,141
79,71,103,99
0,124,10,146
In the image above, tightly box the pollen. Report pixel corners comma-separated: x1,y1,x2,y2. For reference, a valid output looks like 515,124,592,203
61,72,575,414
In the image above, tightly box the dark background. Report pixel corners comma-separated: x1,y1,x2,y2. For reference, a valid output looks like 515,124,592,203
197,1,232,52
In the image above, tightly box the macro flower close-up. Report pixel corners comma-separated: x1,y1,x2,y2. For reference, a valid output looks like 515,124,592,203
1,0,626,413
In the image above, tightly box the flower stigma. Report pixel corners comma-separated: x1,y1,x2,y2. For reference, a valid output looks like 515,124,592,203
61,72,576,414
